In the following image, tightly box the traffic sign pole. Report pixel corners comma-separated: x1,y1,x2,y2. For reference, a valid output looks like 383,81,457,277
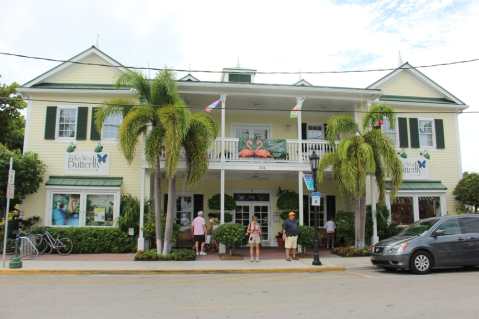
2,157,13,268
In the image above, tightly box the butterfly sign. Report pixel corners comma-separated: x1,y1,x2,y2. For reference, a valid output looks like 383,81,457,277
96,153,108,164
417,160,427,169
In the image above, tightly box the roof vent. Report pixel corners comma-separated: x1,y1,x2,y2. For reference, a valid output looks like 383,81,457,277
221,68,256,83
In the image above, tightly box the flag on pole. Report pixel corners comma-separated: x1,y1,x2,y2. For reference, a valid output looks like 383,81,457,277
290,97,304,119
204,98,221,113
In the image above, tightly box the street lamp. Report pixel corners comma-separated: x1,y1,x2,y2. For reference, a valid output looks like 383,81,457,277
309,151,322,266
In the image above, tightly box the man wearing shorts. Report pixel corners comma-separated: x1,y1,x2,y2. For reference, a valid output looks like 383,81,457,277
282,211,299,261
192,211,207,256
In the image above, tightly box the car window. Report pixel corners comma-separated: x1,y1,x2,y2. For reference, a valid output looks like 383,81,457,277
435,219,462,236
459,218,479,234
400,218,438,236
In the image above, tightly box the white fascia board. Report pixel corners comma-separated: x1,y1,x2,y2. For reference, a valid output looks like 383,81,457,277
23,46,128,88
17,87,135,96
382,100,468,111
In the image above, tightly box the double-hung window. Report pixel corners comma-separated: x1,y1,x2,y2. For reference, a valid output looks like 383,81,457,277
102,113,122,140
382,118,397,146
57,108,77,139
418,119,434,148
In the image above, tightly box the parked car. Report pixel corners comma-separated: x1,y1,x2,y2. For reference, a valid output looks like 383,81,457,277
371,215,479,274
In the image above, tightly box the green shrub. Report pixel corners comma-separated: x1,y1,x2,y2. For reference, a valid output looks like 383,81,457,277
143,210,180,248
213,223,245,254
32,227,136,253
298,225,314,248
333,246,371,257
336,211,354,246
134,249,196,261
118,194,140,235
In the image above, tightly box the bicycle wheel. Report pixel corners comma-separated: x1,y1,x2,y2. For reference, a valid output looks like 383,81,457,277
33,235,51,254
56,238,73,255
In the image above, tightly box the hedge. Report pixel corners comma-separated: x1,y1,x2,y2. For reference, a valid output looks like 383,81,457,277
32,227,136,253
135,249,196,261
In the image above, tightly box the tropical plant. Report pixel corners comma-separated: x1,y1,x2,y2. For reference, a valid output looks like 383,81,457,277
213,223,245,255
96,70,217,255
208,193,236,211
276,188,299,219
317,104,402,248
0,82,26,151
454,172,479,212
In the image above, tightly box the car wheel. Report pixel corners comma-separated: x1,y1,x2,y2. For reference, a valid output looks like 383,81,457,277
410,251,433,274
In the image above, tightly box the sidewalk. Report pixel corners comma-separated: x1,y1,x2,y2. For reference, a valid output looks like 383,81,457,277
0,255,372,275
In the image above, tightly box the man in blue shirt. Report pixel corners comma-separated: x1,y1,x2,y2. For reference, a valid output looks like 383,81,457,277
282,211,299,261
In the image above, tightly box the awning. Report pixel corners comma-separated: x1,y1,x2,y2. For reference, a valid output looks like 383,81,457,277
46,176,123,187
386,180,447,191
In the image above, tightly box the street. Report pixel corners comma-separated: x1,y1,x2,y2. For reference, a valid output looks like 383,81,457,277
2,266,479,319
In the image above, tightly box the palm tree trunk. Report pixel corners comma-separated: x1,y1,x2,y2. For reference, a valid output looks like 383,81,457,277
354,198,361,248
154,159,163,254
163,175,176,254
355,196,367,248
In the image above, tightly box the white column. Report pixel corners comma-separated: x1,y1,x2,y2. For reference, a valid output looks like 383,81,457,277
370,176,379,244
298,171,304,226
219,94,227,254
137,167,146,251
413,195,420,222
297,97,303,161
385,193,392,224
440,194,447,216
220,94,226,162
220,169,225,224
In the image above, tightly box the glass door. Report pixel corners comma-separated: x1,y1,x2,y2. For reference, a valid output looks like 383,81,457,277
235,202,270,243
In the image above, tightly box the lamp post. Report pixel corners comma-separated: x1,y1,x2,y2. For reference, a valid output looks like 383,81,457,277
309,151,322,266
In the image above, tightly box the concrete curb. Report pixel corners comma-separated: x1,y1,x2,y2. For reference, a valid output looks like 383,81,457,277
0,266,345,275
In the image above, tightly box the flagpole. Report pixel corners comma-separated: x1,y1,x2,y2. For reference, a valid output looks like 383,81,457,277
2,158,13,268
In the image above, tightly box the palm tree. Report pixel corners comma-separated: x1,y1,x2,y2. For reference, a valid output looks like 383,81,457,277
97,70,217,254
96,70,181,254
318,104,402,248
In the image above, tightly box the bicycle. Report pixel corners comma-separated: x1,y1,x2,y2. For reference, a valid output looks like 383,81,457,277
33,230,73,255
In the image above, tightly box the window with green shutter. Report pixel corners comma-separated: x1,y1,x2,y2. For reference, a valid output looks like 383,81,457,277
409,118,420,148
435,119,445,149
44,106,57,140
398,117,408,148
76,107,89,140
90,107,101,140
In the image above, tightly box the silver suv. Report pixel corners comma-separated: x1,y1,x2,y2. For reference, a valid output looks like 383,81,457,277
371,215,479,274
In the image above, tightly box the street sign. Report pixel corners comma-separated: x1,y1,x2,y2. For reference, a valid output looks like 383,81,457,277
8,169,15,185
6,184,14,199
303,174,315,192
311,192,321,206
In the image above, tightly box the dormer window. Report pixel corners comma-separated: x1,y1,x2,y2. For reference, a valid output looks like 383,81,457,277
222,68,256,83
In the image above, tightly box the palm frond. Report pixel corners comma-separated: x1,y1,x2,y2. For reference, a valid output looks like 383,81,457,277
119,106,156,163
362,103,395,130
116,71,151,103
150,70,182,107
144,126,165,167
183,113,218,184
95,98,135,131
159,104,192,178
325,115,358,144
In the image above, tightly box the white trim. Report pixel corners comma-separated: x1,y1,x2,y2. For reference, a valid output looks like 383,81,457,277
23,98,32,153
55,106,79,141
455,114,463,179
45,187,120,227
379,100,468,110
368,62,465,105
23,46,128,88
417,117,436,149
18,87,134,96
231,123,273,139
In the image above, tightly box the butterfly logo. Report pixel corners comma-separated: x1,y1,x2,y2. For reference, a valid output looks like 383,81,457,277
97,153,108,164
417,160,426,169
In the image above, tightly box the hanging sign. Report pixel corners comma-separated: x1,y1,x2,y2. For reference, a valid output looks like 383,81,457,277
6,169,15,199
303,174,315,192
311,192,321,206
401,157,430,180
65,152,109,175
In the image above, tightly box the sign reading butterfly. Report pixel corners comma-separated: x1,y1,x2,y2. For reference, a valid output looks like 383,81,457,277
64,152,110,175
401,156,430,180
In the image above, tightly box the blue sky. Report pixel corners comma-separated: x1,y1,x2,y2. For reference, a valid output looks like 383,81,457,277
1,0,478,171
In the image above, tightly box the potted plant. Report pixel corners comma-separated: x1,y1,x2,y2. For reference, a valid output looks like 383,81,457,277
208,193,236,223
213,223,245,257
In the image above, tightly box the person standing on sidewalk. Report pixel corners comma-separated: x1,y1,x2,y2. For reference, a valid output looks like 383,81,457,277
324,218,336,249
192,211,207,256
282,212,299,261
246,215,262,262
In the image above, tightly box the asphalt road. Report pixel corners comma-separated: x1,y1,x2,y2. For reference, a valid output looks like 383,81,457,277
1,266,479,319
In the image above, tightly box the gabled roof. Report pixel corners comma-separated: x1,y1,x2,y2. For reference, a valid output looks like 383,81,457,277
23,46,128,88
179,73,200,82
293,79,313,87
368,62,465,105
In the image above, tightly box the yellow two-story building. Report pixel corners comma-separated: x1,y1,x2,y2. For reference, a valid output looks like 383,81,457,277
18,46,467,248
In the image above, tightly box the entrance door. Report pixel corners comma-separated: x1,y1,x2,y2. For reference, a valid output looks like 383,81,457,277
235,202,270,243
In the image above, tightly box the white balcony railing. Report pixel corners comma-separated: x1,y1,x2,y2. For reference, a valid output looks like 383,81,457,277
160,138,334,163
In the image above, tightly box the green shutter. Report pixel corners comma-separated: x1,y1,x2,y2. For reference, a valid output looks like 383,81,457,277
435,119,445,149
44,106,57,140
398,117,408,148
90,107,101,140
76,107,89,140
409,118,419,148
